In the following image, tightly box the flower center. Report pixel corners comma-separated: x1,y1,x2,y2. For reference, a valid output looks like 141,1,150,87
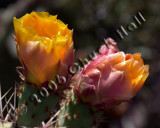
22,13,67,39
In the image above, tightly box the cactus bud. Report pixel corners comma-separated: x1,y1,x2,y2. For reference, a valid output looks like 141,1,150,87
73,38,149,111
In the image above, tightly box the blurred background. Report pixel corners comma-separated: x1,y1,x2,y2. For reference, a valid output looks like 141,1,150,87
0,0,160,127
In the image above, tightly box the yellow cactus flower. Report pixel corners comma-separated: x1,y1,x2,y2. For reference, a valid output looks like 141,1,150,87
13,12,74,86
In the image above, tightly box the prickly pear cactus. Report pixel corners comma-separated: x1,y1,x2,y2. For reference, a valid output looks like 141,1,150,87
17,83,59,127
0,122,15,128
57,90,95,128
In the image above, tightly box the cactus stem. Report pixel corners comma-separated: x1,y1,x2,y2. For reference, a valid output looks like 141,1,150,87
17,83,59,127
57,91,95,128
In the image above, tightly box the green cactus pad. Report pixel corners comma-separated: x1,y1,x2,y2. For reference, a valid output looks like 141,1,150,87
17,83,59,127
57,91,95,128
0,122,14,128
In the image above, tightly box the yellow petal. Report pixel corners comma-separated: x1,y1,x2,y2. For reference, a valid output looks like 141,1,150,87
13,12,73,85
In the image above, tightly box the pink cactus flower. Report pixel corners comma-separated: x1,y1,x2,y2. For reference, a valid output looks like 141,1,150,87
72,38,149,111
